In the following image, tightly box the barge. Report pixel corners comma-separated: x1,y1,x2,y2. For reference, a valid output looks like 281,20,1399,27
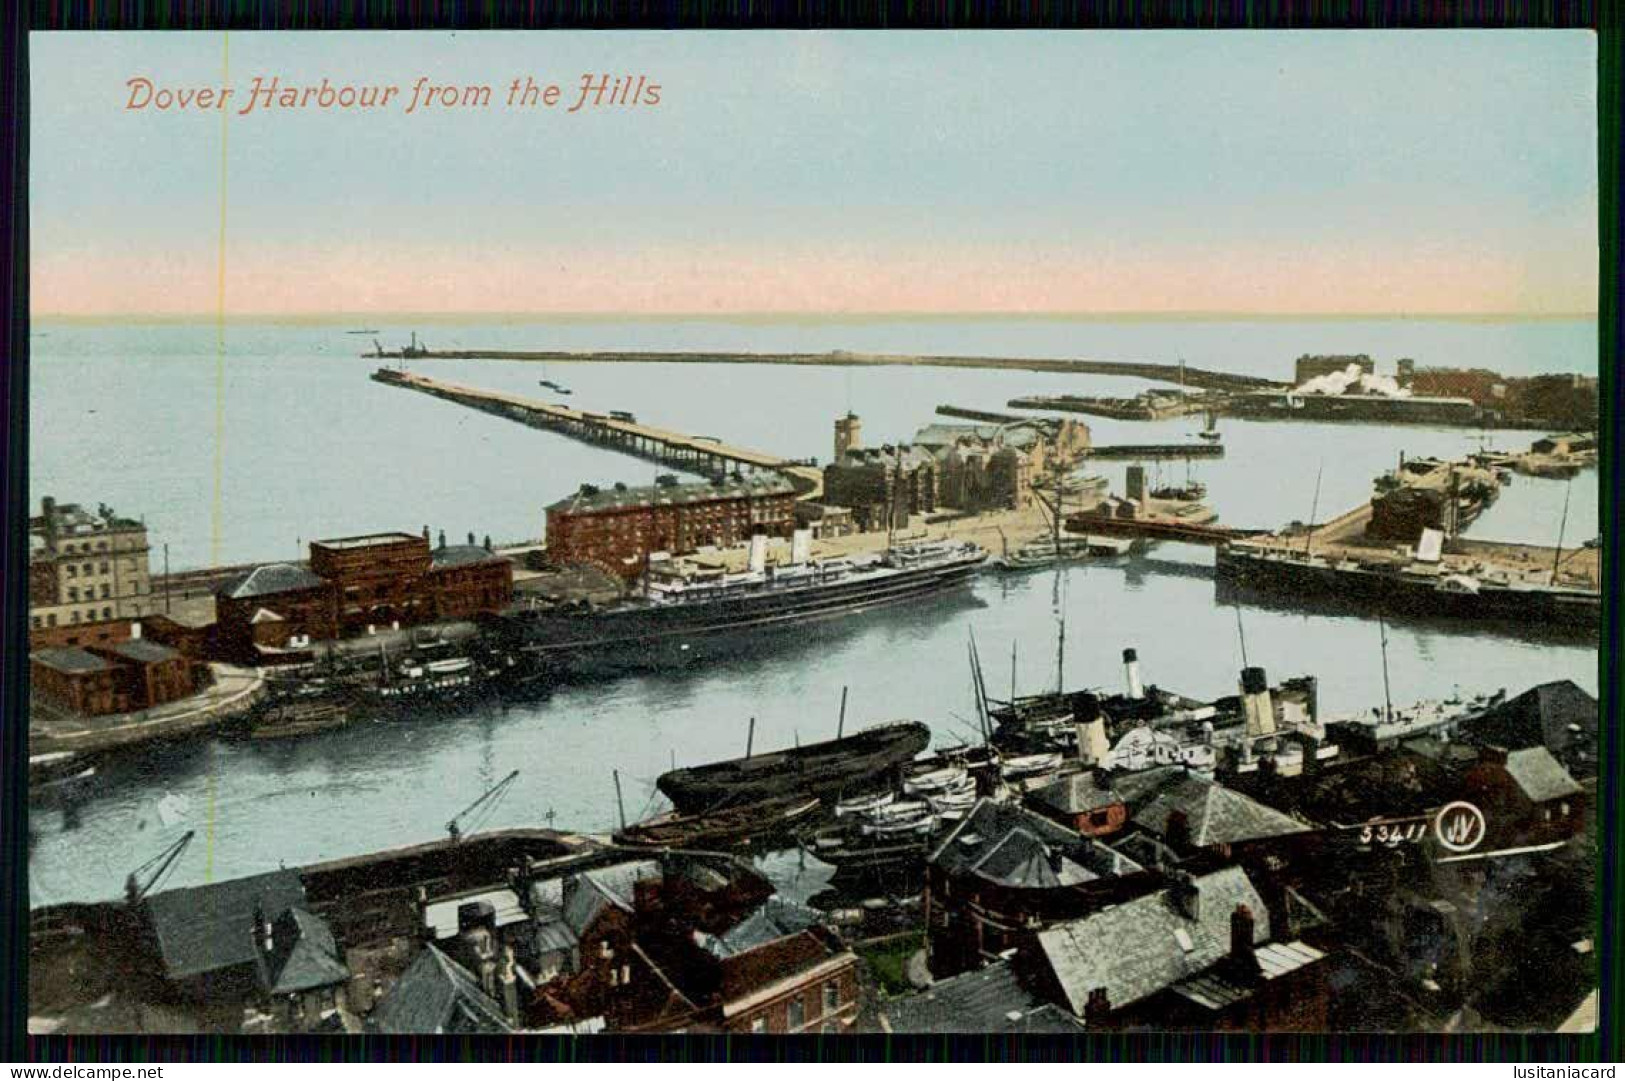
656,721,932,814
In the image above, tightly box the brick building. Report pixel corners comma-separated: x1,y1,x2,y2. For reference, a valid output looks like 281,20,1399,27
924,799,1157,980
545,475,797,580
31,633,200,716
214,532,514,660
29,496,154,631
821,446,939,532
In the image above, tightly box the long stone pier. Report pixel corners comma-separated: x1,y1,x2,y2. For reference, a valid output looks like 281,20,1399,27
365,346,1286,393
371,369,824,498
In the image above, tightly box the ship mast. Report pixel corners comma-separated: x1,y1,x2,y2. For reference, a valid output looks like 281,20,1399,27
1303,461,1324,557
1377,610,1394,724
1551,476,1573,583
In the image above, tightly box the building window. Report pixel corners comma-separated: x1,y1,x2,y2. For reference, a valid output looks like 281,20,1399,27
749,1017,766,1034
600,940,613,959
100,584,110,599
787,996,805,1031
823,980,840,1014
66,565,76,579
82,563,93,576
100,562,109,573
70,611,79,624
31,616,41,628
102,607,112,619
47,614,57,627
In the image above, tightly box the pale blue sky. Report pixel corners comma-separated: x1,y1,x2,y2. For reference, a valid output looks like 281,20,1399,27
30,30,1598,314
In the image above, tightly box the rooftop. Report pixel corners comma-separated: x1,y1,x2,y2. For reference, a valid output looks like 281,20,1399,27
881,960,1087,1034
1501,746,1582,804
312,533,424,550
260,906,350,995
218,562,326,600
142,870,308,982
548,475,796,515
31,647,111,675
1034,865,1270,1018
929,798,1142,888
105,639,182,665
369,944,513,1035
430,544,507,570
1111,767,1311,847
696,897,822,959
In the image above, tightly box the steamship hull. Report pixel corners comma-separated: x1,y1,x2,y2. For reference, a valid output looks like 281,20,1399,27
1215,547,1599,628
499,549,988,663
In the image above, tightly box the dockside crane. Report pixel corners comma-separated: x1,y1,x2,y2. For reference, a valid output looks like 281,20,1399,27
124,830,195,906
446,770,520,843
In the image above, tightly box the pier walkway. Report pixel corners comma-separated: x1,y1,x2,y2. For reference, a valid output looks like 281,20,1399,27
373,369,824,498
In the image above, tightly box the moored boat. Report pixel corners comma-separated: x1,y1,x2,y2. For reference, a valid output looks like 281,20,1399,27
613,795,822,849
656,721,932,814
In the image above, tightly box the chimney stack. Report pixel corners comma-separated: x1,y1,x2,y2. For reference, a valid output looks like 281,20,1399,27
1229,903,1260,976
1123,647,1144,700
1073,693,1110,768
1170,869,1200,920
1084,987,1112,1027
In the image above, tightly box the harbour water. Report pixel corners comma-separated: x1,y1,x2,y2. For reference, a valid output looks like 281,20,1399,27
26,316,1599,905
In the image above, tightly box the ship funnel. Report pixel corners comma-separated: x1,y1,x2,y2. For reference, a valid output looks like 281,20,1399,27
748,532,768,574
1072,692,1110,768
1240,666,1276,739
1123,647,1144,700
791,528,811,566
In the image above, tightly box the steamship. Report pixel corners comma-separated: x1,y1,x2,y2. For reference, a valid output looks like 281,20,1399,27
496,535,988,663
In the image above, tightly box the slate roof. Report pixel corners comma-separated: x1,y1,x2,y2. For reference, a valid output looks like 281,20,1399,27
1463,681,1598,776
929,799,1143,888
369,944,513,1034
696,897,822,959
32,647,111,674
1034,865,1270,1018
560,860,660,937
1111,767,1310,847
1502,747,1582,804
1170,940,1327,1011
1034,772,1124,815
142,870,308,981
218,563,325,600
430,545,506,570
261,906,349,995
547,476,794,515
881,960,1086,1034
107,639,181,665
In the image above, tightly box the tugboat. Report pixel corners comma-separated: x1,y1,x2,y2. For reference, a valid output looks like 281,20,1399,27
656,721,932,814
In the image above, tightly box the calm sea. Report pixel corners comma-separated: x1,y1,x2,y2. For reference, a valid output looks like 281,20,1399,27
26,315,1600,904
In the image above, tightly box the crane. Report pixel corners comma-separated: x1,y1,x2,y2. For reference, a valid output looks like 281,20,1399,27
124,830,195,906
446,770,520,843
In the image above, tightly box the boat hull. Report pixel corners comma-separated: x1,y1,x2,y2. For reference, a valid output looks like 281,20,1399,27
504,551,987,661
657,722,932,814
1215,548,1599,629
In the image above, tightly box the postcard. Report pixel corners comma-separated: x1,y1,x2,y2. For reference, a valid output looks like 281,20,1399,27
22,29,1598,1038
